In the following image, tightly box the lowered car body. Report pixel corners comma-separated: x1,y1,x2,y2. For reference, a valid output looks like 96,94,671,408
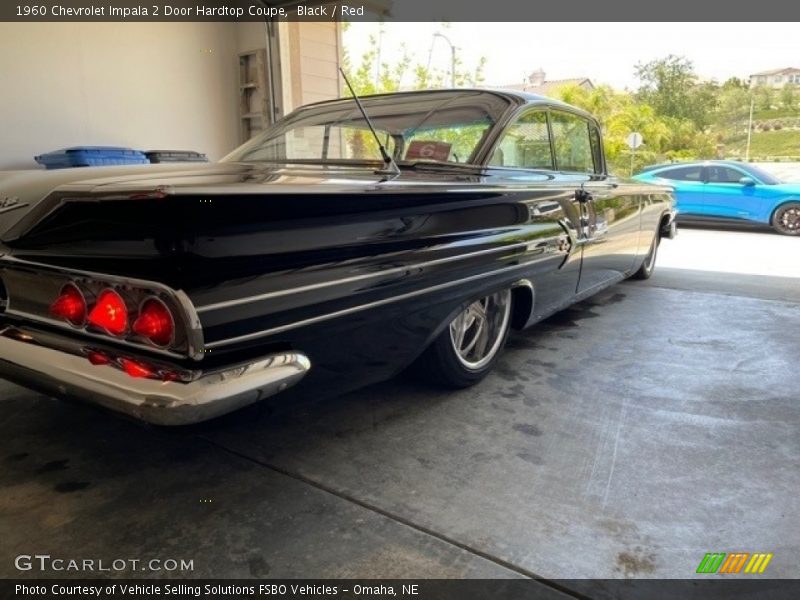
0,89,675,424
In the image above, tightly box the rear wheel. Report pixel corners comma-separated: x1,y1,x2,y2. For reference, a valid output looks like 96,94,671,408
772,202,800,236
631,232,659,280
415,289,512,388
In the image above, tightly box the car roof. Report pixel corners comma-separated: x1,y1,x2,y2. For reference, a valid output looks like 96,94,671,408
641,160,751,173
292,88,597,121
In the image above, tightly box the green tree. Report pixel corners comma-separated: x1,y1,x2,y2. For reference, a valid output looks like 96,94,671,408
753,85,774,111
340,27,488,162
553,84,668,173
781,84,796,110
715,85,750,124
553,82,716,173
634,55,717,129
342,26,486,96
721,77,747,90
634,55,697,119
690,82,720,129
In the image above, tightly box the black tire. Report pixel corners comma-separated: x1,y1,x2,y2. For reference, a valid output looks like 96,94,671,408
631,232,659,280
414,288,512,388
771,202,800,236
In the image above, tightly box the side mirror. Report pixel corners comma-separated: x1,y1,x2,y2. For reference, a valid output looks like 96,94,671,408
739,176,756,186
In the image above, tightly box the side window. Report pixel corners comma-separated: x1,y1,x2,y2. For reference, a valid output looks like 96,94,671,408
489,111,553,170
657,166,703,181
707,166,745,183
550,111,596,174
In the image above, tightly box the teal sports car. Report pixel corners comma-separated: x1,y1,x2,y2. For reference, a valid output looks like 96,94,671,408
634,160,800,235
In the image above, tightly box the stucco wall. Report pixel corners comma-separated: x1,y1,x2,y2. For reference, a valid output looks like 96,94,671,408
0,23,240,169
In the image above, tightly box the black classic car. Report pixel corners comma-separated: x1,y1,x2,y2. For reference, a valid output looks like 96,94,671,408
0,89,675,424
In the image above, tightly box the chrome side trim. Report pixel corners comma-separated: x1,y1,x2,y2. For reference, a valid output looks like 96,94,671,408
2,310,193,362
195,241,534,314
205,257,545,349
0,326,310,425
0,202,29,215
0,255,205,361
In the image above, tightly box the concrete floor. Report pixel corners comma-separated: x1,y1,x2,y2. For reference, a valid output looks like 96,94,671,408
1,227,798,591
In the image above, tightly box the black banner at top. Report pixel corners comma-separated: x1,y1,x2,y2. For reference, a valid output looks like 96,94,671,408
2,0,800,21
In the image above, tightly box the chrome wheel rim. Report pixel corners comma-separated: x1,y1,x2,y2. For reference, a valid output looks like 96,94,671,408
644,237,658,271
449,289,511,370
778,206,800,233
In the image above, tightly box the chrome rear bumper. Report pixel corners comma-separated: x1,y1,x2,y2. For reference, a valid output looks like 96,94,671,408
0,326,310,425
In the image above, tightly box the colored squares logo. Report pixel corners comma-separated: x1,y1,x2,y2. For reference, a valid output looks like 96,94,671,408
696,552,773,574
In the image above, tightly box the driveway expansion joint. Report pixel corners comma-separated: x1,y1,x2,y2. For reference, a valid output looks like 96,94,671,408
199,435,594,600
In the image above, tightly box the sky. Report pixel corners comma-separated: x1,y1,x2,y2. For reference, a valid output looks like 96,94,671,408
343,22,800,90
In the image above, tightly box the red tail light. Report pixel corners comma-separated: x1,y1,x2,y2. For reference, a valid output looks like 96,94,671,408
50,283,86,326
119,358,154,378
88,289,128,336
132,298,174,346
87,350,111,365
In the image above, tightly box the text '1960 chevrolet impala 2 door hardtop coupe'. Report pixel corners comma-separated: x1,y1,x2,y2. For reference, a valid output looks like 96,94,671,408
0,89,675,424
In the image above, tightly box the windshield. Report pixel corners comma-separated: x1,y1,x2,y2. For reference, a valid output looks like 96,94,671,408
222,90,512,166
741,163,782,185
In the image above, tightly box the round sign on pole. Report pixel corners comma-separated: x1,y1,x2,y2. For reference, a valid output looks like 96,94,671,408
626,132,644,149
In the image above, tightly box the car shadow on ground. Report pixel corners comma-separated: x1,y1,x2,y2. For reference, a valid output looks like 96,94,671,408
187,288,617,438
677,220,775,235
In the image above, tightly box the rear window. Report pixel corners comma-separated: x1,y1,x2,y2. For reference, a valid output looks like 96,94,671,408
656,166,703,181
225,90,511,166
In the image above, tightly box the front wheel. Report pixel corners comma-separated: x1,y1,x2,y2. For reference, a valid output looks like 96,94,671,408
772,202,800,236
414,289,512,388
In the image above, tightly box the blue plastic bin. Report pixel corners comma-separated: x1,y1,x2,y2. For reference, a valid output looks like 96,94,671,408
35,146,149,169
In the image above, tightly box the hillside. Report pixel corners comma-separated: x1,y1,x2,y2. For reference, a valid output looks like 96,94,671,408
718,111,800,161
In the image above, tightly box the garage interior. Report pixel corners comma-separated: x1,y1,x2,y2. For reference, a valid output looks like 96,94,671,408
0,20,341,169
1,21,799,595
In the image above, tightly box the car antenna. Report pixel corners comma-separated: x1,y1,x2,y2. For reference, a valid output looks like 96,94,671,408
339,67,401,177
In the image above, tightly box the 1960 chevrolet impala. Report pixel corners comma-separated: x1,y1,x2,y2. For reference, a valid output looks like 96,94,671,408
0,89,675,424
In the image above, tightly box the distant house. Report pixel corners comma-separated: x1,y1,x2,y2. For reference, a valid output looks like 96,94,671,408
749,68,800,88
500,69,594,97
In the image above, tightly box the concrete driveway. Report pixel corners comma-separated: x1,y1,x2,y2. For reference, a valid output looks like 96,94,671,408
1,226,798,594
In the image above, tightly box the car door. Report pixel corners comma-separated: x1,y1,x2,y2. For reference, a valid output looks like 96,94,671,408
703,165,769,220
486,109,583,320
546,111,641,293
653,165,706,215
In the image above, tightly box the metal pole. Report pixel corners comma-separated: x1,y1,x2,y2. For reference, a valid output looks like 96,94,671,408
375,27,383,87
450,45,456,87
630,147,635,177
745,94,754,161
434,33,456,88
